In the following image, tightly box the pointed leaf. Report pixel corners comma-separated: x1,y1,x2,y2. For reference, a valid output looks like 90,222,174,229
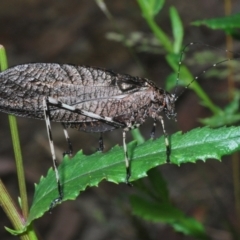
130,195,209,239
137,0,165,19
24,126,240,228
147,168,169,202
192,12,240,30
169,6,183,53
201,93,240,127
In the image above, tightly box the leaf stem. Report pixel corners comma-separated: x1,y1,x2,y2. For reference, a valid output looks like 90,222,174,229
0,45,36,238
131,128,145,144
9,116,29,218
136,2,221,115
0,180,37,240
0,45,29,219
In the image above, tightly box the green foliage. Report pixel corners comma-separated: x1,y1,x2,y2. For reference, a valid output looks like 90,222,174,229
192,12,240,38
1,1,240,239
169,6,183,53
135,0,221,114
137,0,165,19
22,126,240,231
190,13,240,128
192,12,240,29
137,0,183,53
201,92,240,127
130,168,209,239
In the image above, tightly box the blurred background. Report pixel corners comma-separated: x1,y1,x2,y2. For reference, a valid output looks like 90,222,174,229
0,0,240,239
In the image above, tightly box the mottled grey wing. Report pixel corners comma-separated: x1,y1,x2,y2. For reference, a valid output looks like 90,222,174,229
0,63,151,132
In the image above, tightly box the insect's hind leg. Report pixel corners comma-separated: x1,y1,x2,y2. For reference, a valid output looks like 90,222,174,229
157,116,170,163
61,123,73,157
97,133,104,152
43,97,63,211
47,97,130,184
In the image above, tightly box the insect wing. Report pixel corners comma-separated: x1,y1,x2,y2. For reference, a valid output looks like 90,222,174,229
0,63,152,127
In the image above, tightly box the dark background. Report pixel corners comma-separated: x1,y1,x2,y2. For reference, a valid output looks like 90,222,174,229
0,1,240,239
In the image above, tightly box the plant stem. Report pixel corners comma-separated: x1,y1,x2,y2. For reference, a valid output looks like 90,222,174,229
144,17,173,53
131,128,145,144
9,115,29,218
136,3,221,115
0,180,37,240
181,67,222,115
0,44,29,219
0,44,37,239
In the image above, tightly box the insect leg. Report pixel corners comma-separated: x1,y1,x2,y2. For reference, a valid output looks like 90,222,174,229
61,123,73,157
47,97,125,129
150,118,157,139
47,97,130,182
157,116,170,163
123,129,132,186
98,133,104,152
43,97,63,211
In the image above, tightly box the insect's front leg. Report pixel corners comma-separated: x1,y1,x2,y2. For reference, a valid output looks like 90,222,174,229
122,123,141,186
157,115,171,163
122,129,131,185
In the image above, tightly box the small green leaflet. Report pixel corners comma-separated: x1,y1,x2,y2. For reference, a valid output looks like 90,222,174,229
192,12,240,30
201,93,240,127
24,126,240,229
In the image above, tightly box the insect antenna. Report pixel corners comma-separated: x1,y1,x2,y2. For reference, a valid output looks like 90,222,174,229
174,42,240,101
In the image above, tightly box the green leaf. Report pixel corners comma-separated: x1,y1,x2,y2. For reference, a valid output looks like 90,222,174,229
192,12,240,30
130,195,209,239
4,226,27,236
169,6,183,54
137,0,173,52
146,168,169,202
132,168,169,203
131,128,145,144
201,93,240,127
24,126,240,229
131,169,208,239
152,0,165,16
137,0,165,18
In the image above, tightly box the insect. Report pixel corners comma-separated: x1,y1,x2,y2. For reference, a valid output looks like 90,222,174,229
0,62,176,209
0,42,232,209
